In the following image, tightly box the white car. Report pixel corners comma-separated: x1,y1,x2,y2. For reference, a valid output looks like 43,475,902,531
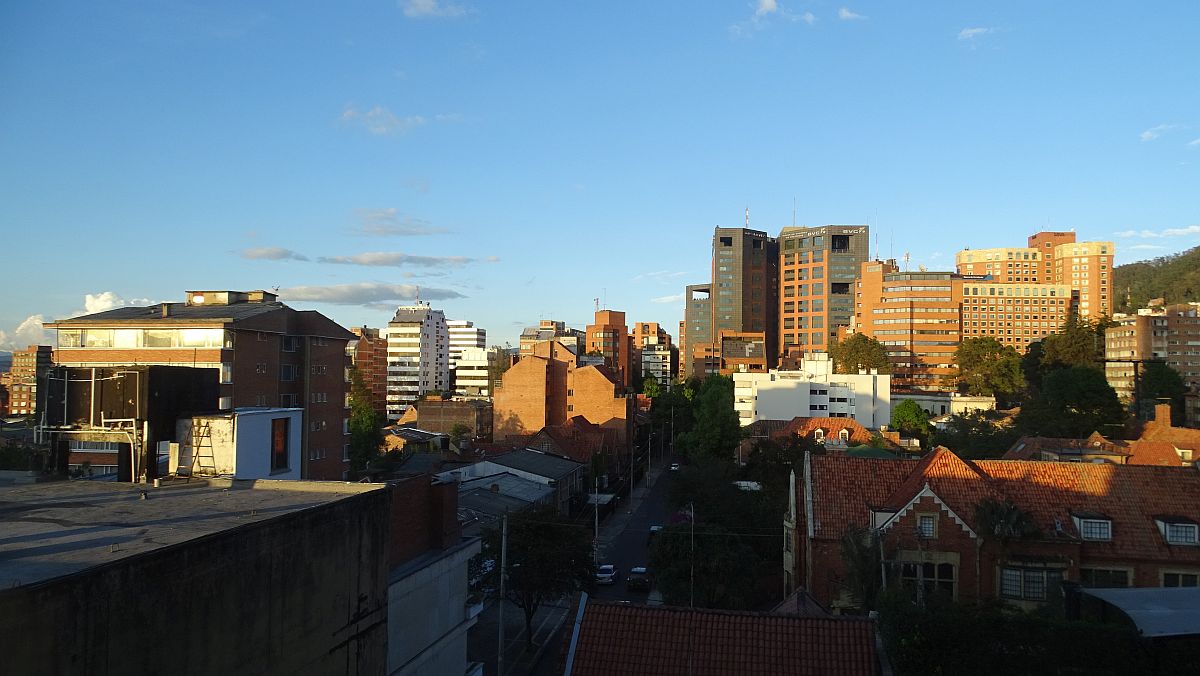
669,463,681,471
595,564,618,585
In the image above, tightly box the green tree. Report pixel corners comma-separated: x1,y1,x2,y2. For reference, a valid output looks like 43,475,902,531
931,410,1021,459
890,399,931,440
1041,315,1105,373
1015,366,1126,438
840,525,884,611
954,337,1026,403
641,376,662,399
681,375,741,460
481,506,594,649
1021,340,1046,394
1140,361,1187,423
449,423,472,444
828,332,892,375
347,368,385,471
649,521,758,609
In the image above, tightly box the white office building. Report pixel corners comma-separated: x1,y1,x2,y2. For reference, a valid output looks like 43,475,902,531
454,347,500,397
640,343,673,391
447,319,486,387
385,303,449,420
732,352,891,429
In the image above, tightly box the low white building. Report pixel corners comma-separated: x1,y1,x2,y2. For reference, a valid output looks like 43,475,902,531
732,353,891,429
898,392,997,417
172,408,304,480
453,346,499,397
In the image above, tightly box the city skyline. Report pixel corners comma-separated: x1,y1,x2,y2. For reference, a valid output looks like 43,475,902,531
3,1,1199,350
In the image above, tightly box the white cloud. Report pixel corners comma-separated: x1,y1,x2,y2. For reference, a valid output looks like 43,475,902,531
240,247,309,261
351,208,448,236
1140,124,1181,142
838,7,866,20
85,291,127,314
958,27,991,41
317,251,475,267
278,282,464,306
633,270,690,282
651,294,685,304
800,11,816,25
0,315,47,350
340,105,426,136
755,0,778,17
400,0,467,19
1127,244,1167,251
1188,138,1200,147
1114,225,1200,238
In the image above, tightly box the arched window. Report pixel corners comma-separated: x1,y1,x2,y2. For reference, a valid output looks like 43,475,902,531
839,429,850,441
814,428,825,441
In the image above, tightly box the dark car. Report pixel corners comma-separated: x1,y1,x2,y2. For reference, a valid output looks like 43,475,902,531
626,566,651,592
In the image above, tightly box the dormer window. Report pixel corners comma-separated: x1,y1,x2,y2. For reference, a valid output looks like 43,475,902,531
839,429,850,441
814,429,825,442
1080,519,1112,541
1155,517,1199,545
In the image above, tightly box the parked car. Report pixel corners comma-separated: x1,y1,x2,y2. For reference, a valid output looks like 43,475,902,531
647,524,663,545
595,564,618,585
669,463,681,471
626,566,651,592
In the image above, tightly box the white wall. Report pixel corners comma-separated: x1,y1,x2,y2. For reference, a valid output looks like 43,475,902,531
175,409,302,480
387,541,480,676
733,365,892,429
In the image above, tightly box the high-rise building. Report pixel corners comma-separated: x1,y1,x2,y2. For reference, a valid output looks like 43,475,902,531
1106,301,1200,424
45,290,354,480
711,227,779,365
681,283,712,378
454,346,501,397
777,225,869,361
446,319,486,391
585,309,631,388
350,327,388,417
956,231,1115,320
384,303,449,420
5,345,52,417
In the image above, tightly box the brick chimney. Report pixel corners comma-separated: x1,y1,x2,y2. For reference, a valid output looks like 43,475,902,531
1155,403,1173,427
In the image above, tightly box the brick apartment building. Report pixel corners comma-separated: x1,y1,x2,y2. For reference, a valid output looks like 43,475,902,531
777,224,869,362
585,309,632,388
3,345,52,417
956,230,1115,320
519,319,584,357
492,340,633,447
1106,302,1200,425
45,290,355,480
351,326,389,417
785,449,1200,610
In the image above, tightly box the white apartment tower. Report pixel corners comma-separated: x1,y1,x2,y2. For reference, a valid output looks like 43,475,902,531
385,303,449,420
447,319,486,375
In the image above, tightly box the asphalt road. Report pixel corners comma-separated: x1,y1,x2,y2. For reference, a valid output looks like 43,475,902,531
590,463,674,603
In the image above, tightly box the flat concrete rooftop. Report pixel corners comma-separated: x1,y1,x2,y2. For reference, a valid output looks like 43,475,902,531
0,478,383,589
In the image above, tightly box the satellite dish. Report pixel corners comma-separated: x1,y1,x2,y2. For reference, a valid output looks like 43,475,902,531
918,265,927,272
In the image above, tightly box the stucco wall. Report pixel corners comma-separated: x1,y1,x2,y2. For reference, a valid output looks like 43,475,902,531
0,487,391,676
387,541,480,675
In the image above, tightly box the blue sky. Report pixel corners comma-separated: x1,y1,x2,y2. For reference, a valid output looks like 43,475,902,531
2,1,1198,350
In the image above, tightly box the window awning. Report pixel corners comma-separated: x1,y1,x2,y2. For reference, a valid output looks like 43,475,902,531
1083,587,1200,637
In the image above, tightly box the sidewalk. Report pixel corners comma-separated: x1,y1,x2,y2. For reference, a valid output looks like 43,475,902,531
468,595,572,676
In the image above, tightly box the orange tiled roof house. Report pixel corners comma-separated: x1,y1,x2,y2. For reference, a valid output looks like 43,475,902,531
784,448,1200,611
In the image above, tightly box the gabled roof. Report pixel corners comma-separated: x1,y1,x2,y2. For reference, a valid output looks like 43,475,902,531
806,455,915,539
560,600,880,676
1003,434,1130,461
1139,419,1200,451
1126,441,1186,467
881,448,995,513
777,417,874,445
532,416,612,463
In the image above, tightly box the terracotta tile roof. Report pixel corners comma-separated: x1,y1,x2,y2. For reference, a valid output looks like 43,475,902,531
1139,419,1200,450
807,455,915,539
1003,434,1130,461
776,417,874,445
561,600,880,676
809,449,1200,563
1126,441,1187,467
742,419,790,439
532,416,613,463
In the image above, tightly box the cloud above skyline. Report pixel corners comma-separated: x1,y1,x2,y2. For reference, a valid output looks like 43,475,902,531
278,282,464,306
340,105,426,135
651,293,685,304
317,251,475,267
350,208,449,236
838,7,866,20
240,247,309,261
1114,225,1200,238
958,27,992,41
1140,123,1182,142
0,314,47,351
400,0,467,19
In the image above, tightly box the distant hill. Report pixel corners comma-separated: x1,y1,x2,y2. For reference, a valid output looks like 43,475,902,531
1113,245,1200,314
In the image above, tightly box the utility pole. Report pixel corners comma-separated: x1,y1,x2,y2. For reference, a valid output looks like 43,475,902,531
498,512,508,676
593,477,599,566
689,501,695,608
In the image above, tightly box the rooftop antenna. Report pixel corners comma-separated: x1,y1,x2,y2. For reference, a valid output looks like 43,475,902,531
594,297,600,313
792,198,797,228
903,252,911,272
745,206,750,228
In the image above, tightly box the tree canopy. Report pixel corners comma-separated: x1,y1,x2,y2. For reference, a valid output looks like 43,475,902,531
1040,315,1107,373
650,521,758,609
1015,366,1125,438
1140,361,1187,423
347,367,384,471
481,506,594,648
681,375,742,460
890,399,931,439
931,410,1021,459
953,337,1025,403
828,332,892,375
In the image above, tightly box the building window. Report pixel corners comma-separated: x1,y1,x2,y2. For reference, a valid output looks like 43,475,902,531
256,362,268,374
1079,568,1130,588
220,363,233,384
900,562,956,599
283,336,300,352
270,418,289,471
1163,572,1200,588
280,364,297,382
1080,519,1112,541
218,396,232,410
1166,523,1199,545
311,364,328,375
1000,567,1062,601
918,514,937,539
280,393,299,407
343,444,351,462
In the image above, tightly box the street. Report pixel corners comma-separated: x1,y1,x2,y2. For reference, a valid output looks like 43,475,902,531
590,461,674,603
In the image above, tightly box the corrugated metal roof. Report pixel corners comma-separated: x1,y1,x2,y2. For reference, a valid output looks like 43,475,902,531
489,449,583,480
